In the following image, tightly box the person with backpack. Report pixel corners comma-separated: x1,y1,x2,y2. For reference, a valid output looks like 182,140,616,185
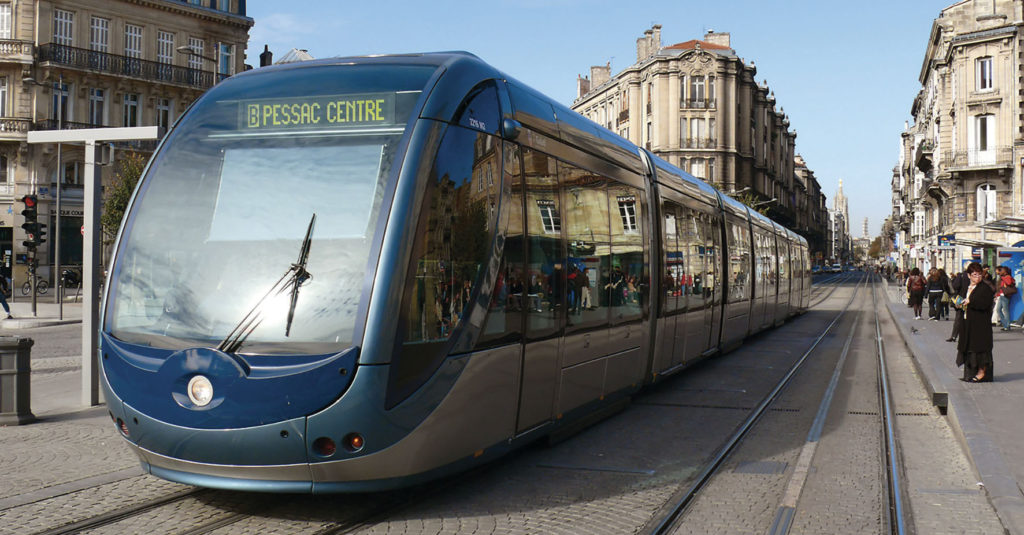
906,267,926,320
995,265,1017,331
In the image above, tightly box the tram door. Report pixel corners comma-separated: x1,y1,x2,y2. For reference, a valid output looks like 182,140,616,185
702,212,723,354
516,148,561,433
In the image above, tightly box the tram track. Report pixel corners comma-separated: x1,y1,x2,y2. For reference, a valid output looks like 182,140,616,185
644,272,912,534
643,273,870,534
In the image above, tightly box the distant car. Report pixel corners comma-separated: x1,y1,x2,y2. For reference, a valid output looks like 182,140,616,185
831,263,842,273
812,265,822,274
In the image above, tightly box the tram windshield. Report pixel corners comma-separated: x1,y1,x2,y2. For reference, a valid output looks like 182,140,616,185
107,64,436,354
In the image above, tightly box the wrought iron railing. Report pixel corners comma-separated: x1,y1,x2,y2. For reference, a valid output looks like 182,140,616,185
680,137,717,149
681,98,716,109
37,43,225,89
942,147,1013,168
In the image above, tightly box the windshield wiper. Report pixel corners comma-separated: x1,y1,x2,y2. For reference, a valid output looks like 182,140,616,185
286,213,315,337
218,213,316,354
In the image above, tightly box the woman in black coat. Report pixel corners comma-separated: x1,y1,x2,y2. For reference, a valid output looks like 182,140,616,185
957,262,995,382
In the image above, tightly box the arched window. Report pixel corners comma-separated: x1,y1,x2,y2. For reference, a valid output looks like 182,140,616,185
976,183,997,223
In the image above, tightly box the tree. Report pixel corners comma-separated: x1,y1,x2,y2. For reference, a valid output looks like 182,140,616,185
101,152,147,245
868,236,882,259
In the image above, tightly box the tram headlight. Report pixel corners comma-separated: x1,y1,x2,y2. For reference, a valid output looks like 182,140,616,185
187,375,214,407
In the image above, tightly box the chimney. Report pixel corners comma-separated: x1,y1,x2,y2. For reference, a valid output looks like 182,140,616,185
703,30,731,48
577,74,591,98
652,24,662,51
637,28,655,61
590,62,611,87
259,44,273,67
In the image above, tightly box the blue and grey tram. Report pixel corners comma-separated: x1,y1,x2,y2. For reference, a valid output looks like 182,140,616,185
100,52,811,493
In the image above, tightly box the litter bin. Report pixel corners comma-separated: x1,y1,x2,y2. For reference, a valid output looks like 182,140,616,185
0,337,35,425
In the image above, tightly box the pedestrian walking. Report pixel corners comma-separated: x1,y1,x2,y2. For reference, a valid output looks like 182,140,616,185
947,269,969,342
927,268,944,321
907,267,926,320
995,265,1016,331
0,276,11,319
957,262,995,382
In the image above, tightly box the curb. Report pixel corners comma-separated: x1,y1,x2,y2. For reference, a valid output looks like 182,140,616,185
885,292,1024,534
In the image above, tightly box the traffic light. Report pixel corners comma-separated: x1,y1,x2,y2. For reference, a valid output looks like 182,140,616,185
20,195,38,249
35,222,47,245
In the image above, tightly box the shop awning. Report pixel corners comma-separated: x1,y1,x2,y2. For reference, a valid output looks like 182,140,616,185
955,237,1006,248
980,217,1024,234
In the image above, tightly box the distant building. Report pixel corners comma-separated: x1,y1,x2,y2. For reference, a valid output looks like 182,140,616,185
572,25,828,260
895,0,1024,271
0,0,253,284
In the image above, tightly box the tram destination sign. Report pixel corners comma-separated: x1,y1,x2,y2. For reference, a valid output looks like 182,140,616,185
237,93,397,131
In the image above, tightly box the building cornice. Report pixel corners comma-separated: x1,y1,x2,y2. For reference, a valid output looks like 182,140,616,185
123,0,254,29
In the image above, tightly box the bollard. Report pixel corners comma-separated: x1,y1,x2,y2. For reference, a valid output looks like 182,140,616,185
0,336,35,425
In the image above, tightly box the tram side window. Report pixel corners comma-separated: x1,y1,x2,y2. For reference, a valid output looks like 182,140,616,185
560,160,610,333
523,148,562,339
727,219,751,302
687,209,706,301
707,213,721,303
779,240,791,294
479,142,524,348
390,124,501,404
662,201,681,314
609,183,645,323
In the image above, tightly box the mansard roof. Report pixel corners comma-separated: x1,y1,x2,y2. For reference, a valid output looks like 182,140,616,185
664,40,733,52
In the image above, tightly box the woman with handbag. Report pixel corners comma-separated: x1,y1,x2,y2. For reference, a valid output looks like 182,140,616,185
958,262,996,382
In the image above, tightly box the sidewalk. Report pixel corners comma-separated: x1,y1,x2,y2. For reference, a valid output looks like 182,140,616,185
884,281,1024,534
0,297,82,329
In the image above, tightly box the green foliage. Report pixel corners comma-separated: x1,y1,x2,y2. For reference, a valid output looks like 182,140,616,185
101,152,146,244
868,236,882,258
735,191,771,216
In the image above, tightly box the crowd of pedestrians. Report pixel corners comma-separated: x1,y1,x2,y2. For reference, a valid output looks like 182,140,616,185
898,262,1018,383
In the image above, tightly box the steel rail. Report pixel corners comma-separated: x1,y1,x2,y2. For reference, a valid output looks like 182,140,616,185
645,273,868,535
30,488,208,535
872,274,910,535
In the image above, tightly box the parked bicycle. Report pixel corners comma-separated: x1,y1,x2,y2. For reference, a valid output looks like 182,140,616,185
21,276,49,296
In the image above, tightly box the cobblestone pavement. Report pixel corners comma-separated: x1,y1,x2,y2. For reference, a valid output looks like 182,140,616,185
0,276,1013,534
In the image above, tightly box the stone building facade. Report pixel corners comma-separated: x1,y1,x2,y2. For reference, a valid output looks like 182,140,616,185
895,0,1024,271
572,25,829,261
0,0,252,286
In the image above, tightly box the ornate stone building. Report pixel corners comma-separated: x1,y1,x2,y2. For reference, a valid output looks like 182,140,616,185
0,0,252,286
895,0,1024,271
572,25,829,260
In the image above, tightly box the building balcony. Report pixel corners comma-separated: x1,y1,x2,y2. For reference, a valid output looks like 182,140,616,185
915,141,933,173
0,117,32,141
680,137,717,149
617,110,628,124
37,43,225,90
942,147,1013,170
680,98,715,109
0,39,34,64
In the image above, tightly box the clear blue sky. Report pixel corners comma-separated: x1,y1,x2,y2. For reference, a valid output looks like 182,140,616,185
246,0,954,238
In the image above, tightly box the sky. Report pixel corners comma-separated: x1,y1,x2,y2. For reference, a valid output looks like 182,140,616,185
244,0,956,238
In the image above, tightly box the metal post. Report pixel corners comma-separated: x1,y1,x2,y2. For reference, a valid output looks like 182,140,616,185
82,140,100,406
55,73,63,319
